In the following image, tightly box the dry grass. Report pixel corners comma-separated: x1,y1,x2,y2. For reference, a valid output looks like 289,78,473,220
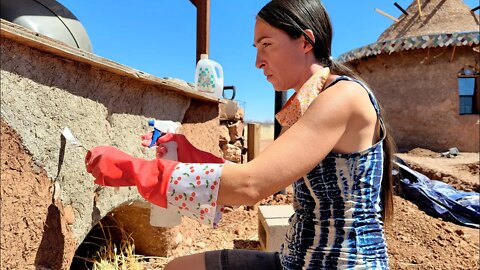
74,217,148,270
92,240,143,270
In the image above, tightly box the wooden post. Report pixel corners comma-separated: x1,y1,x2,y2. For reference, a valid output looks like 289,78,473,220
416,0,423,17
247,123,260,161
190,0,210,62
449,46,456,62
374,8,399,22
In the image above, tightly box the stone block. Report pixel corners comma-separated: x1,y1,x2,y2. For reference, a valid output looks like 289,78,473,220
219,100,238,120
219,125,230,144
228,121,244,142
235,107,245,120
221,143,241,163
258,205,294,252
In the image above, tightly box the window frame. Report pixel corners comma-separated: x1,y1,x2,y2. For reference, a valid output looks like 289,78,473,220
457,67,479,115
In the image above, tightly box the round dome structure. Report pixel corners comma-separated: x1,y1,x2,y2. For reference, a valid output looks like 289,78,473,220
338,0,479,152
378,0,479,42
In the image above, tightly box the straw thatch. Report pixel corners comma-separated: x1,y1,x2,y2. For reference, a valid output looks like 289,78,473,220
378,0,479,42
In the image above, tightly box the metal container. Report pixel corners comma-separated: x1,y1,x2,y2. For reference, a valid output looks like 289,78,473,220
1,0,93,52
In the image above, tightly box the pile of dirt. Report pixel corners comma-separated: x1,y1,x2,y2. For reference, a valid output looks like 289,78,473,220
386,196,478,270
138,148,479,269
464,161,480,176
259,191,294,206
406,147,441,157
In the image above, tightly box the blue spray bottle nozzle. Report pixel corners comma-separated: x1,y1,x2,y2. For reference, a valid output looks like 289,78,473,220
147,119,181,148
148,119,162,148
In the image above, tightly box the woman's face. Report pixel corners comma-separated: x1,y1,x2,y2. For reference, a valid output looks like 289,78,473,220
254,18,308,91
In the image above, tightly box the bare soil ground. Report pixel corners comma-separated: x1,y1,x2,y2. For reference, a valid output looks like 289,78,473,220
397,148,479,192
139,143,479,270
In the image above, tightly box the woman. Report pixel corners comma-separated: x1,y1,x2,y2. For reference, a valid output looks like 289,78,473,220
85,0,395,269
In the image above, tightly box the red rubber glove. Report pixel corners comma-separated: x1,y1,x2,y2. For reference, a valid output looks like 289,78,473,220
141,132,225,164
85,146,179,208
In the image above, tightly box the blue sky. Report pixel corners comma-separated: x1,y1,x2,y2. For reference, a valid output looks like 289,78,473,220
58,0,478,122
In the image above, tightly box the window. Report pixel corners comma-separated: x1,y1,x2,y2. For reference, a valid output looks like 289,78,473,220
458,67,479,115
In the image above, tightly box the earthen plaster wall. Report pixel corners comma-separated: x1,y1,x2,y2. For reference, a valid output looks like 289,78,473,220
1,23,221,269
347,46,479,152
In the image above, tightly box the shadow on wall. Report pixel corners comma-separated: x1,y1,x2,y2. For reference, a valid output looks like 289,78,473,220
70,214,126,270
34,204,65,269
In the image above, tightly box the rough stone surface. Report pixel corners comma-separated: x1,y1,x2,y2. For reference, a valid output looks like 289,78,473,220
346,46,479,152
1,33,220,268
181,100,222,157
221,143,242,163
228,121,244,143
235,107,245,121
219,100,239,120
219,100,246,163
219,125,230,145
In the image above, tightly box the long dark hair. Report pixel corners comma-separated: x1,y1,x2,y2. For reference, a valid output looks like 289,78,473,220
257,0,396,227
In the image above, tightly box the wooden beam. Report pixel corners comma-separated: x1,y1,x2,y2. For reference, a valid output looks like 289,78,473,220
450,46,456,62
196,0,210,63
247,123,260,162
374,8,399,22
417,0,423,17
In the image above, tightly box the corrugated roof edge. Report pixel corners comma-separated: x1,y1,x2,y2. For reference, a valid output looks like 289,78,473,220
0,19,223,104
337,30,480,63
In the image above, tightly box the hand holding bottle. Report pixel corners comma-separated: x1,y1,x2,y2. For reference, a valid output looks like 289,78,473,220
141,132,225,164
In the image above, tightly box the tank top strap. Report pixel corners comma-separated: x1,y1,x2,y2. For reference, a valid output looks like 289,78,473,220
324,76,382,115
324,75,386,141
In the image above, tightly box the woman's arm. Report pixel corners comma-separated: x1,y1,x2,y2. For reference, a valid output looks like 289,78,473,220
217,81,368,205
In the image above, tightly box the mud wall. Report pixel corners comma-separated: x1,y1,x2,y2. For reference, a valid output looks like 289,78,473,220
347,46,479,152
0,22,220,269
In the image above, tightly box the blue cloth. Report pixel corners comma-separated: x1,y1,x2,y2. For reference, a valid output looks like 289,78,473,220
280,76,389,270
395,160,480,228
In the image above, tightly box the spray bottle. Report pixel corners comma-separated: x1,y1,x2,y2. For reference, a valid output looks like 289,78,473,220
147,119,182,227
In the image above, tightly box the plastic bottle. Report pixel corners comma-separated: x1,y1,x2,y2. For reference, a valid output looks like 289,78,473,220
147,119,182,228
147,119,179,161
194,54,224,99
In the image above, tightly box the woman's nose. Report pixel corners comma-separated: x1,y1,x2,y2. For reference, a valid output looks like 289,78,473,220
255,52,265,69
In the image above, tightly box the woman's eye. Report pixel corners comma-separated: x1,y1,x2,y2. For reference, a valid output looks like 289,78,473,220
263,43,271,48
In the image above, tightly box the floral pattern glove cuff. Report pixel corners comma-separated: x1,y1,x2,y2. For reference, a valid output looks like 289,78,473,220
167,163,225,228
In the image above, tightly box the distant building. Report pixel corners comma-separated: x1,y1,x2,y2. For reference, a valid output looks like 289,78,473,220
339,0,479,152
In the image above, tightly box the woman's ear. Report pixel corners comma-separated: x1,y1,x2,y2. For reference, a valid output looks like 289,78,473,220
302,29,315,52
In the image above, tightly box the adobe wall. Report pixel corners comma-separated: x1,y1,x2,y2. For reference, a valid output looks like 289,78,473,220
346,46,479,152
0,22,221,269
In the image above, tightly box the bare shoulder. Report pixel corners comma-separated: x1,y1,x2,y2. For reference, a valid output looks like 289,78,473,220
304,78,379,153
325,79,371,105
307,78,373,121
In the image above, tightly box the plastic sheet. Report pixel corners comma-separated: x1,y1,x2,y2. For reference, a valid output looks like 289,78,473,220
394,159,479,228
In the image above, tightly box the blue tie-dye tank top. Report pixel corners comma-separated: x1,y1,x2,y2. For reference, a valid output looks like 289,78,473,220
280,76,389,270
